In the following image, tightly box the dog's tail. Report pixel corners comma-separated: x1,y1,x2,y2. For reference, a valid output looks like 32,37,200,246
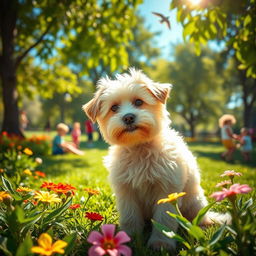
203,211,231,225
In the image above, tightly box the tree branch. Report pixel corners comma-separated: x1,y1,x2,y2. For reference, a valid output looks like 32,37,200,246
15,21,53,68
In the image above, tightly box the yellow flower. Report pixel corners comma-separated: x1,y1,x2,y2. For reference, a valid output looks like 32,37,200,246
157,192,186,204
31,233,67,256
23,169,32,176
16,186,32,193
23,148,33,155
34,191,61,204
0,191,12,202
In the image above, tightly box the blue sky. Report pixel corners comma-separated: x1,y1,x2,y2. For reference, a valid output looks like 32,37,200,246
138,0,183,59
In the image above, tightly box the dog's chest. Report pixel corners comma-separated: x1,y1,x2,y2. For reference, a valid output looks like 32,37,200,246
106,144,180,191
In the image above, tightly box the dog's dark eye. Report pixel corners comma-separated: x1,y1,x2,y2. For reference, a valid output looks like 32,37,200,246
111,104,119,112
134,99,143,107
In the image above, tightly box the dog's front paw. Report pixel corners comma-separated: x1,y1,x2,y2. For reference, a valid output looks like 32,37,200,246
147,236,176,253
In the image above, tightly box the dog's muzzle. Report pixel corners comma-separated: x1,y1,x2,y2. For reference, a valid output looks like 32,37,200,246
122,113,136,125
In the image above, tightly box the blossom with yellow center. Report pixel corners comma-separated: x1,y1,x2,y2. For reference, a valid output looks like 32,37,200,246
157,192,186,204
34,191,61,204
31,233,67,256
23,148,33,155
0,191,12,202
16,186,32,193
23,169,32,176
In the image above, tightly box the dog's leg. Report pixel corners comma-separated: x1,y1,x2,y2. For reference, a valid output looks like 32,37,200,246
116,193,144,235
148,202,178,252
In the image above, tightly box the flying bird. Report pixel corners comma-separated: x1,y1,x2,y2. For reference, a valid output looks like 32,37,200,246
152,12,171,29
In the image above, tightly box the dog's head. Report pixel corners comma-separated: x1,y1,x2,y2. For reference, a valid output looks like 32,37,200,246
83,68,172,146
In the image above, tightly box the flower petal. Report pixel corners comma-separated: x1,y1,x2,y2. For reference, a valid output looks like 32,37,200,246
117,245,132,256
37,233,52,249
101,224,116,239
52,240,67,253
31,246,52,256
114,231,131,245
107,248,119,256
87,231,104,245
88,245,106,256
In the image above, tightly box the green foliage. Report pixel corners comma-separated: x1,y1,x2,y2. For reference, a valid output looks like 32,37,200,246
170,0,256,78
148,44,225,136
153,177,255,255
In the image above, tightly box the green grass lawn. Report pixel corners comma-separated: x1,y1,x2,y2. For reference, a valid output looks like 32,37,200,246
25,131,256,255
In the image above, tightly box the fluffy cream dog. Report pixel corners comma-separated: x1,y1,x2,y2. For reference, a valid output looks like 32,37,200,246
83,68,226,251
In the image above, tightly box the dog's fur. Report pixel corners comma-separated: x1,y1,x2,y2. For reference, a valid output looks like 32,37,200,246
83,68,228,251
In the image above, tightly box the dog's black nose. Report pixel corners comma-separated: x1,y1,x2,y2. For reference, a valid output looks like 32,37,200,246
122,113,136,125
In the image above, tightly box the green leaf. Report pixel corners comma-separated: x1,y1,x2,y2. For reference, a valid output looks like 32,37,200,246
167,211,191,231
1,176,15,194
16,234,33,256
188,225,205,241
192,202,215,225
210,24,217,35
152,219,171,233
43,199,72,224
183,22,196,39
244,14,252,27
152,220,190,249
241,198,253,211
62,233,77,255
209,224,226,246
195,246,206,252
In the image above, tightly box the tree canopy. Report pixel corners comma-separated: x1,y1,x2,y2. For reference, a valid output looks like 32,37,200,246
170,0,256,78
148,44,225,137
0,0,142,135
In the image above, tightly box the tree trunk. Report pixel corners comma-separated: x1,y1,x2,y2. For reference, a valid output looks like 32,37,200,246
189,122,196,138
0,0,23,136
243,102,253,128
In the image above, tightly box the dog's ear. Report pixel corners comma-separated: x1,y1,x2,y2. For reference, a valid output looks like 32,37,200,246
148,83,172,104
82,89,103,122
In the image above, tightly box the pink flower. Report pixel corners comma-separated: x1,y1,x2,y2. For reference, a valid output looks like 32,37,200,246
216,180,232,188
220,170,242,177
87,224,131,256
210,183,252,202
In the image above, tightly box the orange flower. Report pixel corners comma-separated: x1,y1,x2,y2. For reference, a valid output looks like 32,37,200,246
84,188,100,196
31,233,67,256
0,191,12,202
17,145,22,150
0,169,5,174
35,171,46,178
23,147,33,155
16,186,32,193
41,182,56,190
69,204,81,209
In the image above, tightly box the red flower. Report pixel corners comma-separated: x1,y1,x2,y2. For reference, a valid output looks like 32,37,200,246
69,204,81,209
52,183,76,195
2,131,8,136
210,183,252,202
85,212,104,221
40,182,76,196
41,182,56,190
35,171,46,178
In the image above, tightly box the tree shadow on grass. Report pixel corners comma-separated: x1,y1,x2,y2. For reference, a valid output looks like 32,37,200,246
80,140,109,151
190,141,256,167
41,156,90,177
